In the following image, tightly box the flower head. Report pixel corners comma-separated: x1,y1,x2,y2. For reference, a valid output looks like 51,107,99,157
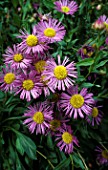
17,28,49,54
78,45,94,59
92,15,108,30
36,18,66,43
54,0,78,15
55,125,79,154
0,66,19,92
15,70,42,101
95,146,108,165
42,55,77,91
23,102,53,134
3,44,32,69
105,37,108,45
86,105,103,126
59,86,95,119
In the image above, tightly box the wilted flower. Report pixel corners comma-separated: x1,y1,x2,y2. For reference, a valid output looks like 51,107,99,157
92,15,108,30
55,125,79,154
23,102,53,134
95,146,108,165
42,55,77,91
36,18,66,43
59,86,95,119
78,45,94,59
54,0,78,15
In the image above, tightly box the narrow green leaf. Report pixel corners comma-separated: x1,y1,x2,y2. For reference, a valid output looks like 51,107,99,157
76,58,94,66
95,60,108,69
54,157,70,170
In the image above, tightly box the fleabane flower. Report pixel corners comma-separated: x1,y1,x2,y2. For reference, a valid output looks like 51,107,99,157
55,125,79,154
54,0,78,15
3,44,32,69
23,102,53,134
59,86,95,119
95,146,108,165
17,28,49,54
32,54,49,74
36,18,66,43
15,70,42,101
92,15,108,30
86,106,103,126
0,66,19,92
42,55,77,91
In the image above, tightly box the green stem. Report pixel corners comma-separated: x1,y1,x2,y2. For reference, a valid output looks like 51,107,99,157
77,151,89,170
37,150,55,169
69,154,74,170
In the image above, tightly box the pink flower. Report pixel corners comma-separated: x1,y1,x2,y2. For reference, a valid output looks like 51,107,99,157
23,102,53,135
42,55,77,91
92,15,108,30
17,28,50,54
95,146,108,165
36,18,66,43
15,70,42,101
3,44,32,69
54,0,78,15
105,37,108,45
86,105,103,126
59,86,95,119
0,66,19,92
55,125,79,154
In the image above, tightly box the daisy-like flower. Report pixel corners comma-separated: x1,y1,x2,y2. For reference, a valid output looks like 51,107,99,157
17,28,50,54
23,102,53,134
86,105,103,126
95,146,108,165
54,0,78,15
42,55,77,91
78,45,94,59
55,125,79,154
32,54,49,74
0,66,19,92
36,18,66,43
15,70,42,101
3,44,32,69
59,86,95,119
92,15,108,30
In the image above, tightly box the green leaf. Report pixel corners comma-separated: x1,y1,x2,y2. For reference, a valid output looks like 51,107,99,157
76,58,94,66
16,137,24,156
54,157,70,170
42,0,54,9
95,60,108,69
72,153,85,169
81,82,94,88
16,133,37,160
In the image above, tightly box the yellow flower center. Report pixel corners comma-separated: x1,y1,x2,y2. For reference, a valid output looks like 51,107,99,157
54,65,68,80
92,107,99,117
34,60,46,73
83,48,87,55
87,52,93,57
61,6,70,13
102,150,108,159
40,75,49,85
4,73,15,84
104,22,108,30
13,53,23,62
70,94,84,108
26,35,38,46
22,79,34,90
33,112,44,124
44,28,56,37
50,119,60,131
62,132,73,144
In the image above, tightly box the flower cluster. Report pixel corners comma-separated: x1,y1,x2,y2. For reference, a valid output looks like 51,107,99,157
0,0,106,159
